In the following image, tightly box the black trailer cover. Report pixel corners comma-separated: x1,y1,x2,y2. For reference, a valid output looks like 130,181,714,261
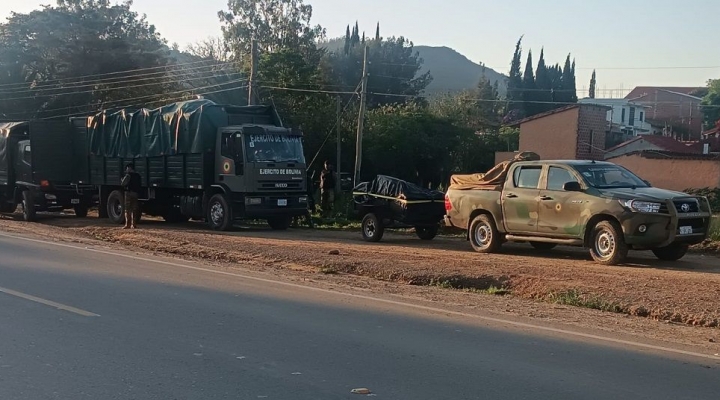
362,175,445,201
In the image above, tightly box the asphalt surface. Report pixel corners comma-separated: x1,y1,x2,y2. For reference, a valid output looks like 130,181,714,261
0,234,719,400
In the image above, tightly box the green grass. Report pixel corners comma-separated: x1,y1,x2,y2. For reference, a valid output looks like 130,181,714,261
546,289,623,314
710,215,720,241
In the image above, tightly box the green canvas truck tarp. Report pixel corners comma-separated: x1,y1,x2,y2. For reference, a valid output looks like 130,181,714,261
85,99,284,158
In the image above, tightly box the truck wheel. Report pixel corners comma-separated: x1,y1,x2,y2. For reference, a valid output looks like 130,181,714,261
107,190,125,225
469,214,500,253
530,242,557,251
21,191,37,222
361,213,384,242
0,202,15,213
207,194,233,231
651,243,689,261
415,225,438,240
589,220,628,265
267,216,291,231
74,204,89,218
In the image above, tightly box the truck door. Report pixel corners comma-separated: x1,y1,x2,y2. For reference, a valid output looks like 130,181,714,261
14,140,33,184
537,165,585,238
217,130,246,190
501,165,541,233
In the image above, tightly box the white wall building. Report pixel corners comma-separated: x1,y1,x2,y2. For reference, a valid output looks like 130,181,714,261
578,98,652,136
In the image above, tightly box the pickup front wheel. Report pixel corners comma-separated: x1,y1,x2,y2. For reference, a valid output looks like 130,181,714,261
469,214,500,253
589,220,628,265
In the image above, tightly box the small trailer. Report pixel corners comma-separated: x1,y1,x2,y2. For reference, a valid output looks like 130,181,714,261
352,175,446,242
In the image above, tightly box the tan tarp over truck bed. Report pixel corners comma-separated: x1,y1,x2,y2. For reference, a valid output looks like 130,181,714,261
448,151,540,191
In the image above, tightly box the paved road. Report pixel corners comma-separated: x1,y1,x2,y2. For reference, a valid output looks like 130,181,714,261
0,234,718,400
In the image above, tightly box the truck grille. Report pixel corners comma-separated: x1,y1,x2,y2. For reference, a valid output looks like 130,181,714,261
673,199,700,214
258,180,303,191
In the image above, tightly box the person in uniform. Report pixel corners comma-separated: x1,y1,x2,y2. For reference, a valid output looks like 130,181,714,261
120,163,142,229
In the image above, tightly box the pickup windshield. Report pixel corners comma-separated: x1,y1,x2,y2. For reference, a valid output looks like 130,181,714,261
244,134,305,163
574,164,649,189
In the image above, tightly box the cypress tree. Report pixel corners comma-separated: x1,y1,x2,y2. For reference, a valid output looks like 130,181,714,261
507,36,524,118
589,69,596,99
375,22,380,41
522,50,536,116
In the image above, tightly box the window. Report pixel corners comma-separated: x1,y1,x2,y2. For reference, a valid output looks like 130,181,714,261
513,166,541,189
629,107,636,126
22,145,31,164
220,132,242,162
547,167,578,191
639,111,644,122
621,108,626,123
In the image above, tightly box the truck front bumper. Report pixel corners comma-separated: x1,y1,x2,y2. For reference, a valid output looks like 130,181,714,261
237,193,309,219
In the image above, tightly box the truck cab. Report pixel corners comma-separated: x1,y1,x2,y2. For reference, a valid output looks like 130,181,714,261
0,121,95,221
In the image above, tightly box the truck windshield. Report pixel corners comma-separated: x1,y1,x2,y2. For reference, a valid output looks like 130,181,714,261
245,134,305,163
574,164,649,189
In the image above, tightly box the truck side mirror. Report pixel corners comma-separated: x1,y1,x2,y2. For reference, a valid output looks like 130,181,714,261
563,181,583,192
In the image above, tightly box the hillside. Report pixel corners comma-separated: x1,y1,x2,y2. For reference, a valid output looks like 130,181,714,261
319,39,507,97
415,46,507,96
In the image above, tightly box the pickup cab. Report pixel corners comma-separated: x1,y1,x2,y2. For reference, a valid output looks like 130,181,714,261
444,159,712,265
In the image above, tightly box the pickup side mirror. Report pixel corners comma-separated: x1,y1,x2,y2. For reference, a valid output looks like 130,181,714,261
563,181,583,192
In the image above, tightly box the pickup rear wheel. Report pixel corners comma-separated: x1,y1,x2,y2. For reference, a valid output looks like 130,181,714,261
652,243,689,261
589,220,628,265
469,214,500,253
361,213,384,242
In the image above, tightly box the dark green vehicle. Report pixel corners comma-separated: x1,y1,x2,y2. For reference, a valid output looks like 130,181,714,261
444,159,712,265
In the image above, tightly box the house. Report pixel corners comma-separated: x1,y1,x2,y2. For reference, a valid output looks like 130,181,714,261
510,104,610,161
603,135,698,159
578,98,652,135
607,151,720,191
624,86,705,140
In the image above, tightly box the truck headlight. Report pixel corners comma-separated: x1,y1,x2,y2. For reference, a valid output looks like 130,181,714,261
299,196,308,203
619,199,661,213
44,194,57,200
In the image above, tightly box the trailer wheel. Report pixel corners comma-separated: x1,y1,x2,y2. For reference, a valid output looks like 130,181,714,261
361,213,384,242
207,194,233,231
107,190,125,225
267,216,291,231
21,191,37,222
415,225,439,240
0,202,15,213
74,204,89,218
163,208,190,224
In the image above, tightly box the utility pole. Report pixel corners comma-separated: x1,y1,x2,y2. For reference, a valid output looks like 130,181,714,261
248,39,258,106
336,95,342,195
353,45,369,188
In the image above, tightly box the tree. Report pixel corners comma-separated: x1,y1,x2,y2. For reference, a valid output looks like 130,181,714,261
187,36,231,62
522,50,536,116
506,36,524,119
534,48,552,113
375,23,381,41
589,70,596,99
701,79,720,130
0,0,173,119
218,0,325,59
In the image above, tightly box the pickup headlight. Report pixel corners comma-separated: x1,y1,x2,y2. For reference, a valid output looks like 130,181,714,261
619,199,661,213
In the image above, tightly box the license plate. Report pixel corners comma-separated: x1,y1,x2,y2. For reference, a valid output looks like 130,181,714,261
679,226,693,235
71,199,80,204
277,199,287,207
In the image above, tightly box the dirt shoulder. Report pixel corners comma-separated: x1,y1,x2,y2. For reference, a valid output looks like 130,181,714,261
1,213,719,354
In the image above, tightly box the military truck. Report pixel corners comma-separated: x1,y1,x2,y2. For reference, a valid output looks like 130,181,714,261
444,155,712,265
0,121,95,221
73,100,308,231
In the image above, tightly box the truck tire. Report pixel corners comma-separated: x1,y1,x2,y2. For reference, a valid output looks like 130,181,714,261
267,216,291,231
21,191,37,222
74,204,89,218
652,243,689,261
588,220,628,265
415,225,439,240
107,190,125,225
530,242,557,251
469,214,500,253
361,213,384,242
0,202,15,213
207,194,233,231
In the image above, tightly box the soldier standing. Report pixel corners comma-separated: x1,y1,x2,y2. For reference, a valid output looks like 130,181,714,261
120,163,142,229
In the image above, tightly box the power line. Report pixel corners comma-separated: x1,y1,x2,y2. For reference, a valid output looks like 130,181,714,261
0,58,236,91
0,61,242,95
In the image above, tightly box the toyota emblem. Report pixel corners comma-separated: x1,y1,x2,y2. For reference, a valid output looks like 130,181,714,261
680,203,690,212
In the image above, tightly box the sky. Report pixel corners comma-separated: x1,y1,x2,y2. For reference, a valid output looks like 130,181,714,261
2,0,718,98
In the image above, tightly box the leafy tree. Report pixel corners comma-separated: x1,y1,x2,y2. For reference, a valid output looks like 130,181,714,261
0,0,173,119
701,79,720,130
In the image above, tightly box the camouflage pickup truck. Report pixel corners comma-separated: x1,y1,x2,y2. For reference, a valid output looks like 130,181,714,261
444,160,713,265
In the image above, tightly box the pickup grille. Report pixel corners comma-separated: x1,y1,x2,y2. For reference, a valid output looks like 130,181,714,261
673,199,700,214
